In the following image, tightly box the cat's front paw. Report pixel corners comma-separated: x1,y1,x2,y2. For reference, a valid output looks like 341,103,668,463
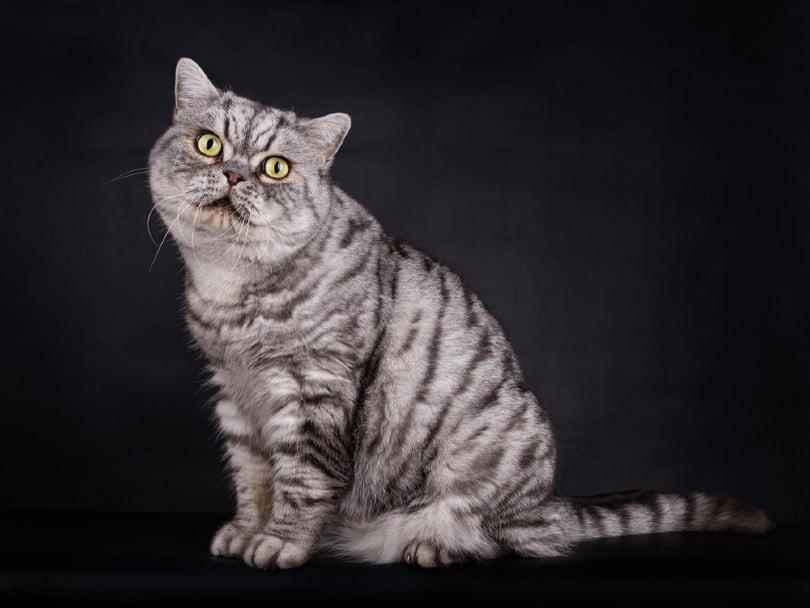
242,532,308,570
403,541,458,568
210,521,251,558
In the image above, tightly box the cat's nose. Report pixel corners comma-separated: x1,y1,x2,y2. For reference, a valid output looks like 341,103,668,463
224,170,245,185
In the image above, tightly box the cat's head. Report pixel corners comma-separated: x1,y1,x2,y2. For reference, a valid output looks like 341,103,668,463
149,58,350,266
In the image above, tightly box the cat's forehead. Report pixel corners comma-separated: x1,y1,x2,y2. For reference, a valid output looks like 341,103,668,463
193,92,301,153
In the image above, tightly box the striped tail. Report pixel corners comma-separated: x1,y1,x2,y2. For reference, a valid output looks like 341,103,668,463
563,490,773,542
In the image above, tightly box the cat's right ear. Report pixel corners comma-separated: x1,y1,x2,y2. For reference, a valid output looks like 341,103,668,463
174,58,218,113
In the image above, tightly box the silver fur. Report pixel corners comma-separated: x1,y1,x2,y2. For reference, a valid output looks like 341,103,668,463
148,59,772,570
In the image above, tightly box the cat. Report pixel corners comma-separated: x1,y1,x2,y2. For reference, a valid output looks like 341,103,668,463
148,58,772,570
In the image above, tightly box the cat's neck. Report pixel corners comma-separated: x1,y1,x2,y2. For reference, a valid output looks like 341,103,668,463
182,254,259,304
179,220,329,304
180,188,364,304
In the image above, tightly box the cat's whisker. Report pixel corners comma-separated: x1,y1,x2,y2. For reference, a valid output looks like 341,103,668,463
156,191,190,203
236,208,250,264
190,201,203,264
225,212,246,255
226,221,243,260
225,214,251,272
149,200,191,272
145,204,159,246
108,167,151,183
146,191,194,247
235,216,251,265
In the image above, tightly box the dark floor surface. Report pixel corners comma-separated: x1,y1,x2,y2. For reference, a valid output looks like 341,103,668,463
1,510,807,605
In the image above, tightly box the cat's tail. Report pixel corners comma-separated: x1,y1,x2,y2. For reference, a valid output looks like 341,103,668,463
559,490,773,542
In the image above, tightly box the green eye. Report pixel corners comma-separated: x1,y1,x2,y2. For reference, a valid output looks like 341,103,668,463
263,156,290,179
196,132,222,157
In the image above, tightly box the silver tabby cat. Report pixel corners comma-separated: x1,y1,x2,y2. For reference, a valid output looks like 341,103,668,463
149,59,772,570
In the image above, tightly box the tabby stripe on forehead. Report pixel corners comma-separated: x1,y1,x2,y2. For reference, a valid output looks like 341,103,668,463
241,106,258,148
261,114,288,151
250,120,276,149
221,97,232,138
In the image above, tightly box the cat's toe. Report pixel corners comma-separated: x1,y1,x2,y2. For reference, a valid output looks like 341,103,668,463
242,533,308,570
403,541,457,568
210,522,250,558
437,547,458,566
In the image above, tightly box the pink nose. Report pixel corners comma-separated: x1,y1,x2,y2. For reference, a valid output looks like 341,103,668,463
224,170,244,185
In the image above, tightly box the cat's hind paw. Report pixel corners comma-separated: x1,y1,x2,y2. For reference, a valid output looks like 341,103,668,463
403,541,458,568
242,532,308,570
210,521,251,558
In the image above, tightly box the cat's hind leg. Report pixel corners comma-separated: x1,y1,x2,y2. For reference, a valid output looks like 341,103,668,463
331,496,499,566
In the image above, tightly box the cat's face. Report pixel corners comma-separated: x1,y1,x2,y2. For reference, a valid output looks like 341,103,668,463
149,59,350,266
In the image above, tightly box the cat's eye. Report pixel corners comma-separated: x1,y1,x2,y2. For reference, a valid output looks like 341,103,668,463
262,156,290,180
196,132,222,157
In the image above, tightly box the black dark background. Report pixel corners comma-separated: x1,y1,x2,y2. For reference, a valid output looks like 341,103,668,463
2,0,808,530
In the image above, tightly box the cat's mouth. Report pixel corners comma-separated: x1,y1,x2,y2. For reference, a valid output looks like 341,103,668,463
202,194,252,223
207,195,238,215
209,196,234,210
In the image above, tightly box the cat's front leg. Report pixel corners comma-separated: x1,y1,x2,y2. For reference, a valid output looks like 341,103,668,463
210,399,273,559
241,392,352,570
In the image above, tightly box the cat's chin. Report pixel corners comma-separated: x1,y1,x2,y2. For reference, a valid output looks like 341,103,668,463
203,196,250,222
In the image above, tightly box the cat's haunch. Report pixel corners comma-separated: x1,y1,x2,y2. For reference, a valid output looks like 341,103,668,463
149,58,772,570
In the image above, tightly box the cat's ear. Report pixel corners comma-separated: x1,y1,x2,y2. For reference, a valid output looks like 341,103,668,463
174,58,218,113
301,113,351,167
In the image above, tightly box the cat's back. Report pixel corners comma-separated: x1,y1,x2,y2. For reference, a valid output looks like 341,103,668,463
380,237,516,379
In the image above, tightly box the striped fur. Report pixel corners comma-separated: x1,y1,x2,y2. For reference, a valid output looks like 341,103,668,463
149,59,772,569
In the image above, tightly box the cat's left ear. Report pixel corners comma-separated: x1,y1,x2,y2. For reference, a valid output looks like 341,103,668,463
174,58,219,113
301,113,351,167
